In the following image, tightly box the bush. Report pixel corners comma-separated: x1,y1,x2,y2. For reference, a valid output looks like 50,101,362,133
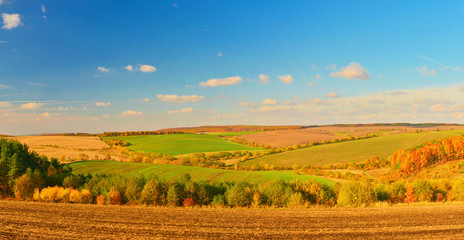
212,194,225,207
69,189,83,203
14,174,34,200
60,188,71,203
413,180,434,202
388,182,406,203
337,182,375,207
81,189,93,204
96,194,105,205
226,184,251,207
166,185,181,207
40,186,65,202
141,177,165,206
183,198,195,207
287,192,305,208
63,175,82,189
33,188,40,201
107,186,122,205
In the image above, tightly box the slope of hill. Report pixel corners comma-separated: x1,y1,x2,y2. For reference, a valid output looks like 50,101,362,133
102,134,262,156
69,161,332,185
240,130,464,167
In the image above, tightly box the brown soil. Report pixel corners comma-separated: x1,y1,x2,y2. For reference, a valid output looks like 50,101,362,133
2,200,464,239
237,125,464,147
10,136,123,162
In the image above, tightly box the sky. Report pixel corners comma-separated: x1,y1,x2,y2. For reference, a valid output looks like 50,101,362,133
1,0,464,135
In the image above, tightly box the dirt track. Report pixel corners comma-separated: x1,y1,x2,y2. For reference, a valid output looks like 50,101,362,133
1,200,464,239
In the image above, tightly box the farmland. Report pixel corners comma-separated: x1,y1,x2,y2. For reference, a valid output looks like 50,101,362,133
69,160,332,185
241,129,464,167
3,200,464,239
102,134,261,156
236,124,464,147
9,136,123,162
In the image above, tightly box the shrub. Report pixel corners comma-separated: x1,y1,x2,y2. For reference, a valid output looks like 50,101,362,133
33,188,40,201
183,198,195,207
226,184,251,207
40,186,65,202
212,194,225,207
107,186,122,205
141,177,165,206
96,194,105,205
81,189,93,204
373,184,390,202
287,192,305,208
413,180,434,202
63,175,83,189
337,182,375,207
388,182,406,203
69,189,83,203
166,185,181,207
60,188,71,203
14,174,34,200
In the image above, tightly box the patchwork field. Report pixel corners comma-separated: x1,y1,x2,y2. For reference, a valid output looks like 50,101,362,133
69,160,332,185
103,134,261,156
10,136,123,162
3,200,464,239
237,125,464,147
241,129,464,167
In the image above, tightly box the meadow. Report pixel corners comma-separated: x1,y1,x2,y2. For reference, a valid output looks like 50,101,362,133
69,160,332,185
241,129,464,167
102,134,261,156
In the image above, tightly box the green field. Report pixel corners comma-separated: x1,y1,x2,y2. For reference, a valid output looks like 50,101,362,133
103,134,261,156
204,131,259,136
69,161,332,185
241,130,464,167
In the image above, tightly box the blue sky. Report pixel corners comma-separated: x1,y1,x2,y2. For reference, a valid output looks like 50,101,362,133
1,0,464,135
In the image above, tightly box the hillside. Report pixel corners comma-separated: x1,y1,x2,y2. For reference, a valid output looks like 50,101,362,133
69,161,332,185
102,134,261,156
241,130,464,167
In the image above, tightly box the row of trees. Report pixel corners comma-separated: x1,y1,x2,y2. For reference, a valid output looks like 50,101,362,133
391,136,464,175
15,170,464,208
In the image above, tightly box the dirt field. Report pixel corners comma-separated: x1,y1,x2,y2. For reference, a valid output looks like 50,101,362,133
10,136,123,162
237,125,464,147
2,200,464,239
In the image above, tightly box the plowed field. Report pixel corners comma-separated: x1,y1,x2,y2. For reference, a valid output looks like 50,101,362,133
2,200,464,239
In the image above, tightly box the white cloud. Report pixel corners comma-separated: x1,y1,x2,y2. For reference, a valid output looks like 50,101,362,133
42,112,50,118
0,41,7,43
199,76,242,87
325,92,340,98
238,102,249,106
218,52,223,57
258,74,270,84
0,102,12,108
157,94,205,103
21,103,44,110
98,66,109,73
329,62,370,80
417,66,436,77
119,110,144,117
96,102,111,107
2,13,22,30
0,0,3,5
139,65,157,73
262,99,278,105
168,107,193,114
142,98,150,102
277,75,293,84
0,84,10,89
41,5,46,13
125,65,134,71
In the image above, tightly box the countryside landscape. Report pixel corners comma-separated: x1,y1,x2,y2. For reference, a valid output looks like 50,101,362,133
3,1,464,239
